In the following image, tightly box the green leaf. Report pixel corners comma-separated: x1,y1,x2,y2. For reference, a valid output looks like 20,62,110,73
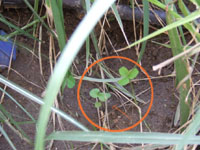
67,73,76,89
61,71,75,92
50,0,66,51
128,68,139,79
111,3,129,46
95,102,101,108
190,0,200,6
119,66,129,77
105,93,111,99
46,131,200,144
118,78,129,86
166,1,190,127
89,88,100,98
98,93,111,102
137,0,149,63
196,0,200,6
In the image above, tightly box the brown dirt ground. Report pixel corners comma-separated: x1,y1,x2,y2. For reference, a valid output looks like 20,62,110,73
0,6,184,150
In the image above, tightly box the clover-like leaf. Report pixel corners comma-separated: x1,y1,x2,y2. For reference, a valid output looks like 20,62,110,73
61,71,76,93
95,101,102,108
118,77,129,86
119,66,129,77
128,68,139,80
89,88,100,98
98,93,111,102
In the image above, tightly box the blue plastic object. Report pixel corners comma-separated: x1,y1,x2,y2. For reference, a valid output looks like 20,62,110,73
0,30,16,69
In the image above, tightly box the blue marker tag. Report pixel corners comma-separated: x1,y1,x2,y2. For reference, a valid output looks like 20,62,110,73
0,30,16,69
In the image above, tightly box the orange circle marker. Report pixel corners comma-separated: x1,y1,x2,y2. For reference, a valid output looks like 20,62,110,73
77,56,154,132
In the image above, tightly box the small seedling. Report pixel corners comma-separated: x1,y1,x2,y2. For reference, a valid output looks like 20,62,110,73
118,66,139,86
89,88,111,108
61,71,75,92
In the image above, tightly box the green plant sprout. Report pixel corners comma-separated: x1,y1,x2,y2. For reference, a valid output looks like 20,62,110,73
89,88,111,108
118,66,139,86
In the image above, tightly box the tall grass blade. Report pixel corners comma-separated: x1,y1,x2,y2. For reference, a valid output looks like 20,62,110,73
50,0,66,51
35,0,116,149
0,124,17,150
0,104,31,143
0,14,39,41
0,75,89,132
6,16,47,40
176,107,200,149
33,0,39,35
0,87,35,122
22,0,55,36
84,0,101,57
111,3,130,45
148,0,200,40
137,0,149,63
127,9,200,49
166,1,191,126
46,131,200,145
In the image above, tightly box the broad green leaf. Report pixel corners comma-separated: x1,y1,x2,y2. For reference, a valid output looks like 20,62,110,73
128,68,139,79
89,88,100,98
119,66,129,77
95,102,101,108
118,78,129,86
61,72,75,91
105,93,111,99
98,93,111,102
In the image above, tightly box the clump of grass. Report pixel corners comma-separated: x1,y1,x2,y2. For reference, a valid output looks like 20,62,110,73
0,0,200,150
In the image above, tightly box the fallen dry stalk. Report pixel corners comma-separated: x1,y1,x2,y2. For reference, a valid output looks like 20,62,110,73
152,43,200,71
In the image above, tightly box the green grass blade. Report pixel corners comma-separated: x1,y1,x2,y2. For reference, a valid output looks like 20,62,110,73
46,131,200,145
111,3,129,45
35,0,116,149
22,0,55,37
85,0,100,56
127,9,200,49
85,0,91,10
166,1,190,126
0,75,89,132
6,15,47,40
57,0,64,24
0,14,39,41
0,104,31,143
176,107,200,149
76,76,122,82
0,125,17,150
137,0,149,63
85,36,90,68
148,0,200,40
50,0,66,51
33,0,39,35
0,87,35,122
84,0,91,68
50,0,76,90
